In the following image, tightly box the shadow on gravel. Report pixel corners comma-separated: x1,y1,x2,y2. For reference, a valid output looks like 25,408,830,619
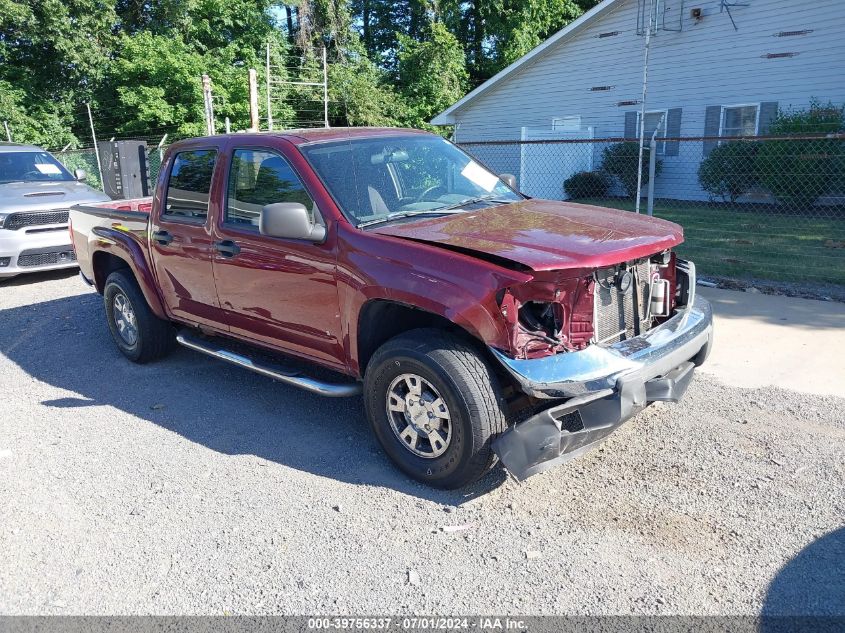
762,526,845,621
0,293,506,503
0,268,77,287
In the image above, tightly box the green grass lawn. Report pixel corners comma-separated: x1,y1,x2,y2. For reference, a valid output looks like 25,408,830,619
576,198,845,286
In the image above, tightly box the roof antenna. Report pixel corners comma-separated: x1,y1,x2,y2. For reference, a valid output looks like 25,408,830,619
721,0,749,31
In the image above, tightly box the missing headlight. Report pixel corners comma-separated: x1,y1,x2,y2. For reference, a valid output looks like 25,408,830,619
518,301,563,344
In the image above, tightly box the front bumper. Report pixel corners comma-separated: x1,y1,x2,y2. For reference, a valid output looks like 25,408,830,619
490,295,713,479
0,228,76,278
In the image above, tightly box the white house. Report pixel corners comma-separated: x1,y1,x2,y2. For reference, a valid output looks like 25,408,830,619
431,0,845,201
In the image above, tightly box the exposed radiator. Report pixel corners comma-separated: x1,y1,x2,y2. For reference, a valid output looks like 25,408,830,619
594,261,652,345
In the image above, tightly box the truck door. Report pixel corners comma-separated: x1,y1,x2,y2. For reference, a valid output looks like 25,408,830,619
210,145,345,370
150,148,226,328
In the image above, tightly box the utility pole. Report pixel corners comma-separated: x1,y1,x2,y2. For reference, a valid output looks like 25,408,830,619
635,0,656,214
248,68,260,132
266,42,273,131
86,103,105,191
225,117,231,134
322,46,329,128
202,74,216,136
3,121,11,142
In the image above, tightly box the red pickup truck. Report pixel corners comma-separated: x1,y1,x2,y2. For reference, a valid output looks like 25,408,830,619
70,128,712,488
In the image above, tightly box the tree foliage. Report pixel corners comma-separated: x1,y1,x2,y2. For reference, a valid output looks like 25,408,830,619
397,22,468,129
0,0,600,149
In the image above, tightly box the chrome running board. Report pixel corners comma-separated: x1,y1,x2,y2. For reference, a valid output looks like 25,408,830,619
176,330,362,398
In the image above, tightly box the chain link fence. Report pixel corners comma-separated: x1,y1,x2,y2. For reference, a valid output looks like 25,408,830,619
54,144,168,195
460,135,845,289
49,135,845,289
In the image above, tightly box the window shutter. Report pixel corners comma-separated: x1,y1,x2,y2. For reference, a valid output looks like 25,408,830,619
624,111,638,139
702,105,722,157
664,108,682,156
758,101,779,134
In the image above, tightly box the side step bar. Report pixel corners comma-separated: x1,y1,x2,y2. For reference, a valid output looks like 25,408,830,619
176,330,362,398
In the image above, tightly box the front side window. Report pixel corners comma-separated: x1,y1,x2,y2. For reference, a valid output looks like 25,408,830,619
722,105,759,138
163,150,217,221
0,151,74,184
225,149,315,230
300,135,520,226
638,111,667,154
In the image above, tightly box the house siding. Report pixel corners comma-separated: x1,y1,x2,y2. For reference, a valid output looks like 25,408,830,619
450,0,845,200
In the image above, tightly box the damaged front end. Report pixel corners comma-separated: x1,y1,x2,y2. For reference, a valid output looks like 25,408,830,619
497,271,595,359
490,254,713,480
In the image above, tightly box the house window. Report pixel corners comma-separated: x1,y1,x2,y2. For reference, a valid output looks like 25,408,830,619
638,110,667,154
552,116,581,132
721,104,759,137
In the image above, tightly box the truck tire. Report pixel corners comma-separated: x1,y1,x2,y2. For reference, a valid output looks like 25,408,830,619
103,270,174,363
364,328,508,489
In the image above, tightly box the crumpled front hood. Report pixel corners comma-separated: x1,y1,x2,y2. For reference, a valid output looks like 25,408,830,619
0,180,110,212
371,199,684,271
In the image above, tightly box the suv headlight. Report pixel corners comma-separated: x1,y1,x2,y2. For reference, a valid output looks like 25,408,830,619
0,213,9,229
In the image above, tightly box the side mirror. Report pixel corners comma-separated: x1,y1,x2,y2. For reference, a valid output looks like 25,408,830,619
74,168,87,182
499,173,517,190
259,202,326,242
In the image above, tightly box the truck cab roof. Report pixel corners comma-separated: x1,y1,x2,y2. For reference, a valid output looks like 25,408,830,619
169,127,433,151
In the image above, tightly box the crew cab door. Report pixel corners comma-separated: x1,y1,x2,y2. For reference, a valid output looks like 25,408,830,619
210,144,344,369
150,147,226,328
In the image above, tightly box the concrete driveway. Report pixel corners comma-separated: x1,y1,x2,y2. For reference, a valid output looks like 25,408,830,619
697,288,845,398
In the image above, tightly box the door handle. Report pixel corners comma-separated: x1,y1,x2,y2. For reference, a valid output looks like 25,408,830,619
152,230,173,246
214,240,241,258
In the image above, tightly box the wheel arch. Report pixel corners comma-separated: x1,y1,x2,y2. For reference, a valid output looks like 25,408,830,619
92,251,130,292
90,239,167,320
355,299,517,395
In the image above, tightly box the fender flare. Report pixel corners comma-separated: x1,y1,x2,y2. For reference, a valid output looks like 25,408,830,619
90,227,167,320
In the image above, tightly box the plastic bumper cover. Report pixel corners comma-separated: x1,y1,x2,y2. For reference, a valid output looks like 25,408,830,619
0,228,76,277
490,296,713,480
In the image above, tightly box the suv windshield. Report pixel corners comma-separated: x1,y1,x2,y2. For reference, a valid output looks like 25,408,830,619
0,151,74,184
300,135,520,226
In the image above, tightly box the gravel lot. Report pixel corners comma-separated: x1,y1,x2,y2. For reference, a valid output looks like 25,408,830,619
1,271,843,616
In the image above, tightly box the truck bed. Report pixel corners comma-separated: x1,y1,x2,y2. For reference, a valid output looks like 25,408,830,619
71,197,153,222
70,197,154,286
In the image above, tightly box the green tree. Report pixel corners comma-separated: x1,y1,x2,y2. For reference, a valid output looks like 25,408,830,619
396,22,468,129
0,80,75,147
0,0,117,147
491,0,585,69
436,0,590,83
101,32,208,139
295,0,413,127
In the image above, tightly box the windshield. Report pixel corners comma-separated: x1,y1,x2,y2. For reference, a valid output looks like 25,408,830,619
300,135,520,226
0,151,74,184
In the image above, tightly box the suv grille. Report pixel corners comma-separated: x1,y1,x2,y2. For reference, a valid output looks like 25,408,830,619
594,261,652,345
4,210,69,231
17,247,76,268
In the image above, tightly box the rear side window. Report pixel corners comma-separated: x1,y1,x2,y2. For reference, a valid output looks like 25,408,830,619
225,148,316,230
163,150,217,221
